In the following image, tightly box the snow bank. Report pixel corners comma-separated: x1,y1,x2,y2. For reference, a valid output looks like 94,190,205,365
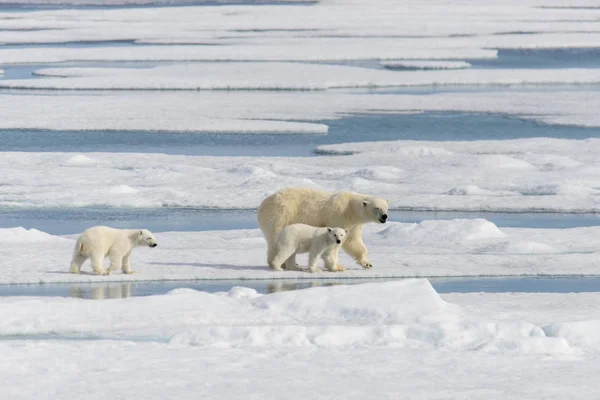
2,220,600,283
0,279,573,355
11,64,600,90
0,227,63,243
3,137,600,212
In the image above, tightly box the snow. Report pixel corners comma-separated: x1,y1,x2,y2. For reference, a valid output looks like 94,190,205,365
3,1,600,398
3,138,600,212
3,281,600,398
2,219,600,284
3,89,600,134
10,64,600,90
0,42,497,64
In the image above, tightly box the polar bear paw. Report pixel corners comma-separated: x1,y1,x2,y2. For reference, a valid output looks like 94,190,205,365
358,259,373,269
123,270,136,275
94,269,109,276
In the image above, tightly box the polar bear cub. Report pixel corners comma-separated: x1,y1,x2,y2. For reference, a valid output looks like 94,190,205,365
270,224,347,273
70,226,158,276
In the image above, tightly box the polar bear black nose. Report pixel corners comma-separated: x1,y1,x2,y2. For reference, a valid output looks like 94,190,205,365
336,239,341,244
150,243,157,248
379,214,388,223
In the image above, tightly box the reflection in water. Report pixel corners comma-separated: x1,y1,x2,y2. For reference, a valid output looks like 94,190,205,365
70,283,132,299
266,280,343,294
5,276,600,300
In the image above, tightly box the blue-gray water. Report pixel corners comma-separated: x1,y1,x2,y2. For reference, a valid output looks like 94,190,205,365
2,207,600,235
2,276,600,300
2,112,600,157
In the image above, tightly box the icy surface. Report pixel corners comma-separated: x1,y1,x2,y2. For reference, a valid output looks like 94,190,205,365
2,220,600,283
9,64,600,90
3,90,600,133
3,139,600,212
2,281,600,398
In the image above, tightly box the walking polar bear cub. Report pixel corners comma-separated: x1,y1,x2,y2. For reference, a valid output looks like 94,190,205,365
258,187,389,271
70,226,158,275
271,224,347,273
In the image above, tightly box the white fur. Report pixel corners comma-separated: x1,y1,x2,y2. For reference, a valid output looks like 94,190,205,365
70,226,158,275
257,187,389,271
270,224,347,273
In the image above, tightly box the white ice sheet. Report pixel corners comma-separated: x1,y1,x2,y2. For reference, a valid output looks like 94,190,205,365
3,139,600,211
2,219,600,284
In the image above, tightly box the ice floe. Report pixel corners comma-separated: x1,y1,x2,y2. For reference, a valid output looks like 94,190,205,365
9,63,600,90
3,138,600,212
2,219,600,283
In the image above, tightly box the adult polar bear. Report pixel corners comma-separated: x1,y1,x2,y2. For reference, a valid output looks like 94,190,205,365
257,187,388,271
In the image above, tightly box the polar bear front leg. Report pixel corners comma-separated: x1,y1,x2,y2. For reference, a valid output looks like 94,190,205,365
121,251,135,274
307,250,322,273
342,225,372,269
107,250,123,275
321,246,345,272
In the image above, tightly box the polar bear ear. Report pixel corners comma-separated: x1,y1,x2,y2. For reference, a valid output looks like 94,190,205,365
344,229,348,234
362,200,368,207
327,227,332,232
139,230,144,237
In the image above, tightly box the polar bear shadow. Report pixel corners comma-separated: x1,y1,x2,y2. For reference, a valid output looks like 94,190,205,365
149,261,266,271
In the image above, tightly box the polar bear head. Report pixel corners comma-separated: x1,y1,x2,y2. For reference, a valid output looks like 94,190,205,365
361,196,389,224
327,227,348,245
136,229,158,248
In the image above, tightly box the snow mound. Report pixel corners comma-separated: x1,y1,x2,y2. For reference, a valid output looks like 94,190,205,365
228,165,277,179
226,287,262,300
109,185,138,194
394,146,453,158
381,61,472,70
378,219,506,245
544,320,600,350
446,185,506,196
478,155,534,170
480,240,562,255
352,166,404,180
64,154,95,166
0,227,63,243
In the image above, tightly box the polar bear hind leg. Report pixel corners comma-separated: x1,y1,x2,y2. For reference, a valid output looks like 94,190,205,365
90,254,108,275
270,247,296,271
70,254,87,274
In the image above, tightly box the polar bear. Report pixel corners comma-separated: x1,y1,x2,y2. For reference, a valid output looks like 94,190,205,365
70,226,158,275
257,187,388,271
270,224,347,273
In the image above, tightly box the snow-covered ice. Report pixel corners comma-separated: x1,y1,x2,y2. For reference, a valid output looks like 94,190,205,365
2,90,600,134
3,139,600,212
2,219,600,284
10,64,600,90
3,281,600,399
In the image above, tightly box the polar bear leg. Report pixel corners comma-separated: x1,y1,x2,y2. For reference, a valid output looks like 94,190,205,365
283,253,299,270
321,246,345,272
342,225,372,269
307,250,322,273
90,254,108,276
121,252,134,274
70,254,87,274
270,247,295,271
107,250,122,275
